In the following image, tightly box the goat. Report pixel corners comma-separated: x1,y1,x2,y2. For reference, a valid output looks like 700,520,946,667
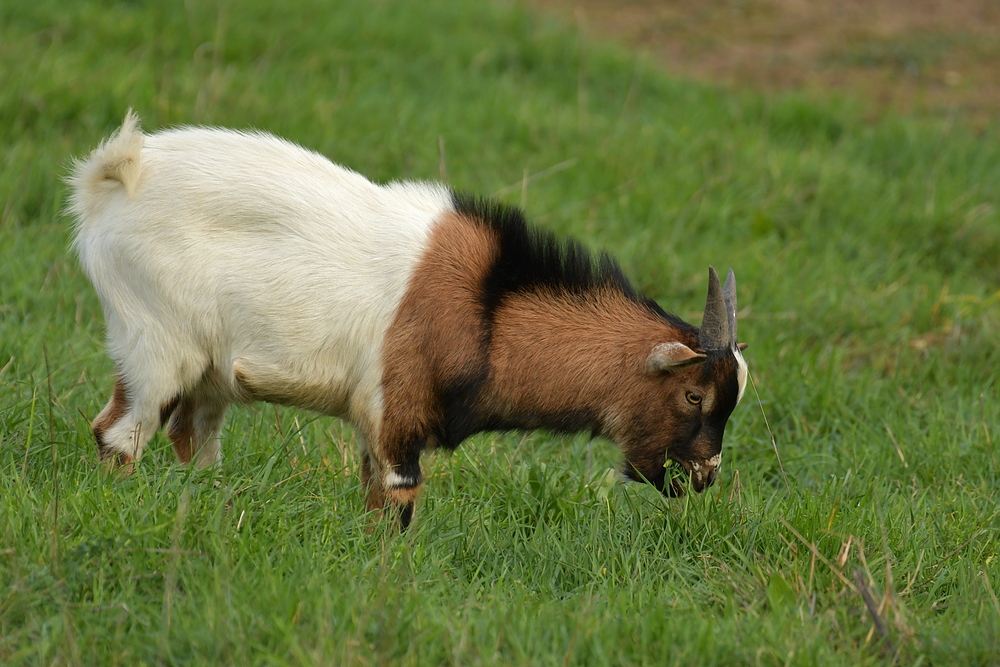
69,112,748,528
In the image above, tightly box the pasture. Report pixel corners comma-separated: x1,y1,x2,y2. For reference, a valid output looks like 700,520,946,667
1,0,998,664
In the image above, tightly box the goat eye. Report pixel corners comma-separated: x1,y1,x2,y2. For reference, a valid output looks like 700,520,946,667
685,392,702,406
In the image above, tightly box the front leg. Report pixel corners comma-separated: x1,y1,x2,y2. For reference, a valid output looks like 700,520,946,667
362,438,424,530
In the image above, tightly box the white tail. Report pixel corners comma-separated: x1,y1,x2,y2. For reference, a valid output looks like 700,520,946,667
68,109,145,220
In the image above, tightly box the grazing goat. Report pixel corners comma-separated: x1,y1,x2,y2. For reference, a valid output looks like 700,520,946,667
69,112,748,528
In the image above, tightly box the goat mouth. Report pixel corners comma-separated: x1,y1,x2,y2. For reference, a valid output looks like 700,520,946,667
663,460,688,497
664,458,721,496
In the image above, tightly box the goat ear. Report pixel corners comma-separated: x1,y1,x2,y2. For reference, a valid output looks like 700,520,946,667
737,342,748,351
646,342,707,373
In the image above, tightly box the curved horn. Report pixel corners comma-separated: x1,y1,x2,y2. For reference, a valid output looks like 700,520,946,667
722,268,737,346
698,267,731,351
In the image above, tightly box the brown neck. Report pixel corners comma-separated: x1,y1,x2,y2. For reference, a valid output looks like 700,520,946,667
482,288,682,435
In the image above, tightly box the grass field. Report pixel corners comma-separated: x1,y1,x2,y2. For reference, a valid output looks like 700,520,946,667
2,0,999,664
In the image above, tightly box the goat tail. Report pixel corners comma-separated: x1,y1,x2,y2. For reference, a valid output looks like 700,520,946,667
68,110,145,223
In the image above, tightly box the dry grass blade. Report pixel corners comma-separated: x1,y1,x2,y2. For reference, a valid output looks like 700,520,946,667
779,518,857,592
492,159,578,197
854,569,894,653
982,393,993,447
748,369,789,493
884,423,908,468
0,356,14,381
983,570,1000,618
929,523,995,574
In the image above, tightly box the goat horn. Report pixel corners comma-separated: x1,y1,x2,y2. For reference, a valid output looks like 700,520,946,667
698,266,731,351
722,268,737,345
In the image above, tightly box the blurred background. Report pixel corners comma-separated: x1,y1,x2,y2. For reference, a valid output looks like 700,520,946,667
532,0,1000,126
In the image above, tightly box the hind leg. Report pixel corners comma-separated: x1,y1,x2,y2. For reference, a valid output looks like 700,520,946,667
360,450,387,515
92,376,182,470
92,378,134,469
92,327,213,469
165,389,229,468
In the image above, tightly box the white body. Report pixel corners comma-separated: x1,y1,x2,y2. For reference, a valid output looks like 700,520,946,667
70,113,451,463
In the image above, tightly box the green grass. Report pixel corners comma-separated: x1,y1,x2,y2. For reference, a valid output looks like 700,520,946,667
2,0,999,664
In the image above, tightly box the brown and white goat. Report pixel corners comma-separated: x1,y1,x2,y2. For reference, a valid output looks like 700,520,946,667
69,112,748,527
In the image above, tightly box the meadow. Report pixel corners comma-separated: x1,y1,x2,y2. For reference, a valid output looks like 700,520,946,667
1,0,999,664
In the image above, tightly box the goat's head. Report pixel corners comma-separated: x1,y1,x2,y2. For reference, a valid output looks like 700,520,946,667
617,267,747,497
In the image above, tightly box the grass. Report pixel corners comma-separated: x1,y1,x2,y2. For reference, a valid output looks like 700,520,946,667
1,0,999,664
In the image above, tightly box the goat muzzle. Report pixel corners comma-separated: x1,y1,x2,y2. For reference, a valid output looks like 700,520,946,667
665,456,721,496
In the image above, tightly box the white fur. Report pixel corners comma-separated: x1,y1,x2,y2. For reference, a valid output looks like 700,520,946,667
690,453,722,483
69,112,452,463
734,346,748,405
384,471,419,489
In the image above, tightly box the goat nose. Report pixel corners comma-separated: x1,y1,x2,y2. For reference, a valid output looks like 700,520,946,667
689,457,720,492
